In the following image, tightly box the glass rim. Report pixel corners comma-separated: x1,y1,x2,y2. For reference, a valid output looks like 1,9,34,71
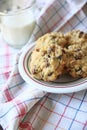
0,0,35,16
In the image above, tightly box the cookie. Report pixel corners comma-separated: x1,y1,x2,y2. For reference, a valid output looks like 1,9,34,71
29,32,67,81
35,32,67,49
65,30,87,45
64,30,87,78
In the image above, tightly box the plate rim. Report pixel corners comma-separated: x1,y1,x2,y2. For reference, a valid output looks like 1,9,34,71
18,42,87,93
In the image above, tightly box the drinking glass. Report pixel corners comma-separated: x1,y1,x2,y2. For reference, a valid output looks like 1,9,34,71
0,0,36,48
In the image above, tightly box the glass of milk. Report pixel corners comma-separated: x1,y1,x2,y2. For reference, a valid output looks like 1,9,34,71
0,0,36,48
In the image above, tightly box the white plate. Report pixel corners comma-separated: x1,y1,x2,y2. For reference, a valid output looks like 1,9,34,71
18,42,87,93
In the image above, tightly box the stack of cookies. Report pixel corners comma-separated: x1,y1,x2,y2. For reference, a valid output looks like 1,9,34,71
29,30,87,81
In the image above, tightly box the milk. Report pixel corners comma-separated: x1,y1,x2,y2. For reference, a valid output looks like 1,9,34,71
1,8,36,48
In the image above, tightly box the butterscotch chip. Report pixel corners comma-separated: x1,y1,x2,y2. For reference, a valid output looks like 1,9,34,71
29,32,67,81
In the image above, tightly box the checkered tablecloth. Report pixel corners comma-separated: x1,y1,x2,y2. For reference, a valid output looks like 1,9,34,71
0,0,87,130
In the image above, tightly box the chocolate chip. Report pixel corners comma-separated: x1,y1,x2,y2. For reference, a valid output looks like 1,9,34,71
74,55,81,60
42,51,47,56
79,31,84,38
75,67,81,72
84,34,87,38
45,58,49,67
48,72,53,76
57,55,62,59
46,62,50,67
32,69,37,74
47,55,50,58
74,48,80,52
48,47,53,53
74,52,82,60
32,66,37,74
36,48,40,52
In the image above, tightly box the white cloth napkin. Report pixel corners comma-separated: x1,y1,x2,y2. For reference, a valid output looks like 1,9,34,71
0,0,87,130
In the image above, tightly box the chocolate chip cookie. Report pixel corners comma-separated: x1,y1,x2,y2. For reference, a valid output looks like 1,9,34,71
30,32,67,81
64,30,87,78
